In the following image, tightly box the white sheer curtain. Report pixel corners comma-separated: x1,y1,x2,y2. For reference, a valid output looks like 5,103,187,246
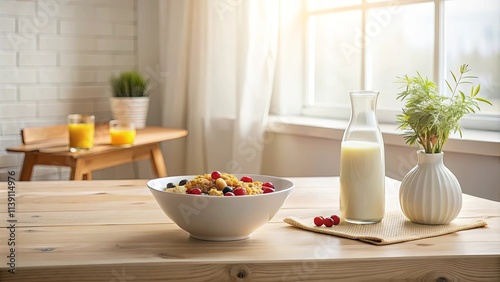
160,0,280,174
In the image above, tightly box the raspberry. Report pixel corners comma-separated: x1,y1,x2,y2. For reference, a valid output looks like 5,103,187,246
189,188,202,195
313,216,324,226
262,187,275,194
331,215,340,225
240,176,253,182
211,171,221,180
233,187,247,196
262,182,274,188
324,217,334,227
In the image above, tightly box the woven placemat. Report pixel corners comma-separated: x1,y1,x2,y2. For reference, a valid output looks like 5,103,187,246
284,211,487,245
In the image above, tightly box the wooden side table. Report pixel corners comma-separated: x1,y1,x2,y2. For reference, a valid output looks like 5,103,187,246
6,126,188,181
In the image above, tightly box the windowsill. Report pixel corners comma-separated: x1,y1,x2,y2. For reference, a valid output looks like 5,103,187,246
266,115,500,157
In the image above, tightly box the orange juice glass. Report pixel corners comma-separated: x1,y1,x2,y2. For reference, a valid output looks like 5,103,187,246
68,114,95,152
109,120,136,146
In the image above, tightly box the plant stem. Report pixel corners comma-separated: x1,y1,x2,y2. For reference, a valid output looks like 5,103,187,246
449,67,465,104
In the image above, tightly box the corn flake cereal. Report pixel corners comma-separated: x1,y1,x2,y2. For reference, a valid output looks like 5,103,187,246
165,173,266,196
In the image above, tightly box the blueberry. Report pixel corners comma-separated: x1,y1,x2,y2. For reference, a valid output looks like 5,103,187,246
179,179,188,186
222,186,233,194
166,182,175,188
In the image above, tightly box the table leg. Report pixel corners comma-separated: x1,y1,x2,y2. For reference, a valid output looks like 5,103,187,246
83,172,92,180
70,159,87,180
150,144,167,177
19,153,37,181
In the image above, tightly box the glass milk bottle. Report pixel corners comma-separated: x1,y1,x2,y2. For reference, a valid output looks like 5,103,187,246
340,91,385,224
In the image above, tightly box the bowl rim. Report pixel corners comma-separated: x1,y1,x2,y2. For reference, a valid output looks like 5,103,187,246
147,173,294,198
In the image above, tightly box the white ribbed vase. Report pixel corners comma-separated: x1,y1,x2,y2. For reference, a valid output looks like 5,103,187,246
399,150,462,225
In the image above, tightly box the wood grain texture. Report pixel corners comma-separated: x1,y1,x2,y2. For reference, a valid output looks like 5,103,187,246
21,124,68,145
5,127,188,181
8,126,189,154
0,177,499,281
2,257,499,282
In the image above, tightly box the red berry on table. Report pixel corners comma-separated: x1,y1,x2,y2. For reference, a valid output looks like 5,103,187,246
324,217,334,227
224,192,235,196
211,171,221,180
189,188,202,195
313,216,324,226
262,182,274,188
331,215,340,225
233,187,247,196
240,176,253,182
262,187,275,194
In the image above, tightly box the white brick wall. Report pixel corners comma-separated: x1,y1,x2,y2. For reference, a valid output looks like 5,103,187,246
20,86,58,100
0,1,35,16
0,69,37,83
0,86,17,101
19,51,57,66
0,52,16,66
60,21,113,35
0,18,16,32
39,35,95,50
0,0,138,179
0,34,37,50
60,53,113,66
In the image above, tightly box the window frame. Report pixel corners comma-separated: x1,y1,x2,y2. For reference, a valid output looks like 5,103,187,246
302,0,500,131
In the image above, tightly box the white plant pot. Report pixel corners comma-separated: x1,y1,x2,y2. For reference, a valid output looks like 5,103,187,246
399,150,462,225
110,97,149,129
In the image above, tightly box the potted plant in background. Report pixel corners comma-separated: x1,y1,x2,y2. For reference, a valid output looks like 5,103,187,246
396,64,492,225
110,71,150,129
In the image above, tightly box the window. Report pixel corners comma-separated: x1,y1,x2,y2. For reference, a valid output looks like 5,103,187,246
303,0,500,130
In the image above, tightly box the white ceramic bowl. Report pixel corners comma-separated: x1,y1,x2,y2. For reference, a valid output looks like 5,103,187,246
147,174,294,241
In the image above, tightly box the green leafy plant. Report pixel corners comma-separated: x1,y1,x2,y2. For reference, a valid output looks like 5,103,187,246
396,64,492,153
110,71,149,97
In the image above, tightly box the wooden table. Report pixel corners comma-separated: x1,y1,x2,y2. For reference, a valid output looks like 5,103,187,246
6,126,188,180
0,177,498,281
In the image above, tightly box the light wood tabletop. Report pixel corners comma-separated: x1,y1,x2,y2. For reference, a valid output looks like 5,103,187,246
0,177,499,281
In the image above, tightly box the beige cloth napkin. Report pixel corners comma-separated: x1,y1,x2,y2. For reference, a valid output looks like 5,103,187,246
284,211,487,245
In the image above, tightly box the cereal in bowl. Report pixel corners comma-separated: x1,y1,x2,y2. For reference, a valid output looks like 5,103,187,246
164,171,276,196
